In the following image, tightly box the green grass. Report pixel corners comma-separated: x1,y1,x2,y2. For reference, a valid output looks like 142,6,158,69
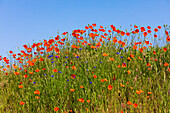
0,24,169,113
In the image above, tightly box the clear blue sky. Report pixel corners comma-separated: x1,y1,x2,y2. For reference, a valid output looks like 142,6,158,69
0,0,170,60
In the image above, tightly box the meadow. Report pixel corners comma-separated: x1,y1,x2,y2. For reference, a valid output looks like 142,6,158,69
0,24,169,113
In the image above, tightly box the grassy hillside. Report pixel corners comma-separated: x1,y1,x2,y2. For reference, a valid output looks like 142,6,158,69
0,24,169,113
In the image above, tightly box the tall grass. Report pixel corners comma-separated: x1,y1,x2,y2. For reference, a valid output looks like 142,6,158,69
0,24,169,113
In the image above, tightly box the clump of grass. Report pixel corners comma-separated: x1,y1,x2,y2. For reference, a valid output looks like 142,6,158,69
0,24,169,113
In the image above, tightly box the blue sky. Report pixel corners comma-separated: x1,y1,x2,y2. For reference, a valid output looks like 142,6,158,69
0,0,170,61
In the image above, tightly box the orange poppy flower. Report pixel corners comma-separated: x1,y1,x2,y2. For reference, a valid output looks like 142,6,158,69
127,70,131,74
127,101,132,105
35,68,40,72
145,41,149,45
71,74,76,79
148,92,152,94
110,57,114,61
143,32,147,37
34,90,40,95
164,63,169,66
20,101,25,105
80,86,84,88
127,57,132,61
163,48,167,52
147,63,151,67
118,65,121,68
23,74,28,78
146,96,150,98
166,36,170,42
108,84,113,90
136,90,141,94
154,28,158,32
93,75,97,78
72,66,76,70
122,63,126,68
29,72,33,74
120,83,125,87
54,107,59,111
138,56,142,60
102,53,108,56
35,96,40,99
18,85,23,88
53,69,58,72
87,100,91,103
70,89,75,92
133,45,137,49
133,103,138,108
130,87,133,89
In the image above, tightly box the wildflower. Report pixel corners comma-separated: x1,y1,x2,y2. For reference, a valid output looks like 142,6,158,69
71,74,76,79
53,69,58,72
42,68,46,70
146,96,150,98
20,101,25,105
110,57,114,61
122,63,126,67
121,56,123,58
164,63,169,66
76,56,79,58
100,61,102,63
130,87,133,89
65,56,68,58
67,79,69,81
133,103,138,108
120,83,125,87
94,66,96,68
72,66,76,70
33,82,36,84
154,28,158,32
136,90,141,94
127,70,131,74
116,52,120,54
18,85,23,88
51,61,54,63
54,107,59,111
79,48,82,50
90,82,92,84
34,90,40,95
80,86,84,88
148,92,152,94
35,96,40,99
44,74,46,76
120,47,123,50
147,63,151,67
58,71,62,73
127,57,132,61
127,101,132,105
51,75,54,77
23,74,28,78
77,98,84,103
108,84,113,90
35,69,40,72
93,75,97,78
118,65,121,68
102,53,108,56
163,48,167,52
70,89,75,92
49,55,53,58
87,100,91,103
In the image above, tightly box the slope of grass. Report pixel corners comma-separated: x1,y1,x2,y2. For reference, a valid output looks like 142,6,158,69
0,24,170,113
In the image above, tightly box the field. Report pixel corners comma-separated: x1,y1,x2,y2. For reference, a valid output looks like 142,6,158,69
0,24,169,113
